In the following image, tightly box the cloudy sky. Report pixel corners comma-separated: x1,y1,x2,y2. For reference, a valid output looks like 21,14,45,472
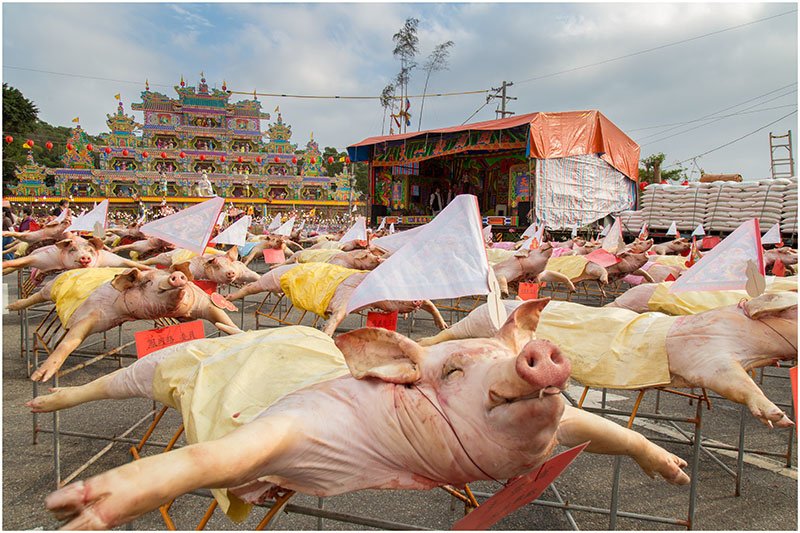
2,2,797,180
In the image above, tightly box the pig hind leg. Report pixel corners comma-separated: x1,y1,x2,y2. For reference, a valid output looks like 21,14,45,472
30,320,95,382
419,300,448,330
558,405,690,485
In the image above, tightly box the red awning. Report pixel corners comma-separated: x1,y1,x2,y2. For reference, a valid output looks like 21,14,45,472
348,110,640,180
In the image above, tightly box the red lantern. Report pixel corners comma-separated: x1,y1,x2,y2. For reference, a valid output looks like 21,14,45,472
66,143,74,151
660,180,667,185
4,135,13,144
639,182,647,191
310,157,316,164
26,139,34,147
255,156,262,163
179,151,186,159
273,156,280,163
220,155,226,163
291,156,297,164
142,151,149,158
237,156,243,163
199,154,206,161
327,156,334,164
160,151,167,159
681,180,689,186
45,141,53,151
86,144,93,152
104,147,112,154
345,156,351,164
122,149,129,157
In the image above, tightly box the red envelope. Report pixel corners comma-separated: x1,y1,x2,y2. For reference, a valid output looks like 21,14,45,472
518,282,540,301
262,248,285,264
366,311,398,331
135,320,204,358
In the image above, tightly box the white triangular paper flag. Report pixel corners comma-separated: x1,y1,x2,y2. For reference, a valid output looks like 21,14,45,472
522,223,537,238
377,218,386,231
216,211,227,226
210,215,251,247
482,225,493,242
67,200,108,233
372,224,427,253
389,223,396,234
54,207,69,223
347,195,491,314
570,224,578,238
670,219,764,293
691,224,705,237
666,221,678,236
267,214,282,231
141,196,224,254
340,216,367,243
297,219,306,233
601,218,624,253
598,221,611,237
273,216,296,237
761,222,782,244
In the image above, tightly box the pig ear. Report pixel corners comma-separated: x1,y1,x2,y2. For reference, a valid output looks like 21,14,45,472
170,261,194,281
226,246,238,260
111,269,141,292
87,237,105,251
55,238,73,250
743,293,797,319
495,298,550,352
335,328,425,384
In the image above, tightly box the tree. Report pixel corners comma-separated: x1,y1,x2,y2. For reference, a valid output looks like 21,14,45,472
380,83,396,135
321,146,346,176
639,152,687,184
391,17,419,134
3,84,40,186
417,40,454,131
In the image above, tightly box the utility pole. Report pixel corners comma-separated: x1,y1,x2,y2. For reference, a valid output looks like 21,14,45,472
490,81,517,119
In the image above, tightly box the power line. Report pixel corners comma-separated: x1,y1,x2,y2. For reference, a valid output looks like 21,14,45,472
640,89,798,146
663,110,798,169
515,9,796,85
3,66,170,88
461,87,504,125
629,104,798,132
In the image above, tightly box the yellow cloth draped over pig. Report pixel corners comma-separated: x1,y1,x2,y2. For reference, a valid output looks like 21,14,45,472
170,247,223,265
279,263,363,318
49,268,128,325
316,241,343,250
486,248,516,266
545,255,589,279
151,326,350,521
650,255,689,269
647,276,798,315
536,301,674,389
296,248,341,264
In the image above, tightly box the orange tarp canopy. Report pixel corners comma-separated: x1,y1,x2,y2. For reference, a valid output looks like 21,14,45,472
348,110,640,180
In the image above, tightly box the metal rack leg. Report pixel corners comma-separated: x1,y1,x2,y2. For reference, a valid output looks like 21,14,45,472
687,399,703,530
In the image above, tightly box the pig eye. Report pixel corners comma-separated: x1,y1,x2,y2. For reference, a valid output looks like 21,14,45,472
442,364,463,380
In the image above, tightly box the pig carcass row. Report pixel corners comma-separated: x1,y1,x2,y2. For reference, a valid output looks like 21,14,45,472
2,235,145,276
278,248,383,270
491,243,576,297
8,266,241,382
538,251,654,296
419,293,797,428
142,247,260,287
764,247,797,275
651,238,691,256
609,276,798,314
33,301,689,529
2,218,73,256
227,263,448,335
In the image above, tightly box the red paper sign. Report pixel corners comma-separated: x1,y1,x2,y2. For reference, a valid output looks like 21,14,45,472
366,310,398,331
134,320,205,358
487,216,506,225
192,279,217,295
790,366,797,431
585,249,621,267
452,442,589,530
518,282,540,300
772,259,787,277
664,273,677,282
701,236,721,250
262,248,285,264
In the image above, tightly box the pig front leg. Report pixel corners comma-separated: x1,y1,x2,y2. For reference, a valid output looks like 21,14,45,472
2,254,35,275
321,306,348,336
203,305,242,335
535,271,576,292
6,290,48,311
227,280,269,301
31,319,96,382
496,275,510,298
45,414,299,530
630,268,655,283
419,300,448,330
557,405,690,485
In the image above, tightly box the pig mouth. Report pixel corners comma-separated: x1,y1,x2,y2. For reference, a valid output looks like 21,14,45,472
488,385,564,409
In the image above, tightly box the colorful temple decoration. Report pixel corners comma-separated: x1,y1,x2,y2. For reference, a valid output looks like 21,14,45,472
10,77,356,208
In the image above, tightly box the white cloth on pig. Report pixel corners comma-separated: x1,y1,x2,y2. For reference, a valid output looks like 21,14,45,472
647,277,798,315
150,326,350,521
441,300,673,390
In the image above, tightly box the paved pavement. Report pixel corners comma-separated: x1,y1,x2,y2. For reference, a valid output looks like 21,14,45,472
2,269,797,530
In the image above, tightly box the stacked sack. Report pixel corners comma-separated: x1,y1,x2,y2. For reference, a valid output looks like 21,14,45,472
617,177,797,234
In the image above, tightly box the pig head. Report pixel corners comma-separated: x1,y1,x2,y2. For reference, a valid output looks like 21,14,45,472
653,238,690,255
188,247,260,286
492,243,555,296
328,249,383,270
2,235,105,275
764,247,797,272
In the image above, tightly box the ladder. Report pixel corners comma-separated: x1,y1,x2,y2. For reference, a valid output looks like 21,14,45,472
769,131,794,178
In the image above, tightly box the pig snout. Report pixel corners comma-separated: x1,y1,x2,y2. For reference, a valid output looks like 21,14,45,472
168,271,187,288
515,340,570,393
225,270,237,280
78,254,93,267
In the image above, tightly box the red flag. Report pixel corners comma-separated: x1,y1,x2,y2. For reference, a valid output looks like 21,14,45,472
772,258,787,277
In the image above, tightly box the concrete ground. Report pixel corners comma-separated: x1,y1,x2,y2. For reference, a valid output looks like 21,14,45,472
2,266,797,531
